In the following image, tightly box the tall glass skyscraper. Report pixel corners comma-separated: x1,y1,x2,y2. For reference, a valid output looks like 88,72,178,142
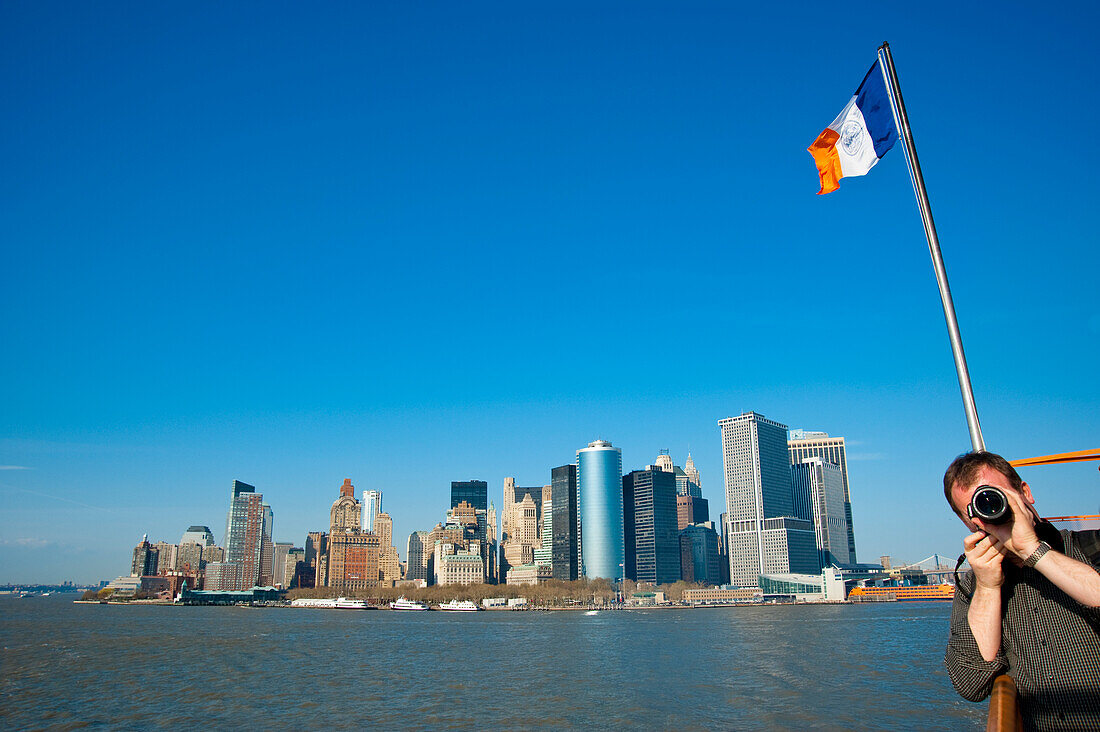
551,464,579,581
577,440,623,581
362,489,382,533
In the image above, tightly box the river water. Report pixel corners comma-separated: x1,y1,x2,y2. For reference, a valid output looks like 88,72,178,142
1,595,984,730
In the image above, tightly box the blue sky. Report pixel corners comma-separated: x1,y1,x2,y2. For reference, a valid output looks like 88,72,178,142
2,2,1097,584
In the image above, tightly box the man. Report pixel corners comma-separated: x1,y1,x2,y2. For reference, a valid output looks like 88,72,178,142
943,451,1100,730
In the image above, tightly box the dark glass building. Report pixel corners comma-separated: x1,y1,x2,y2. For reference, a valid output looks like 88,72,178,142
450,480,488,512
622,468,680,585
551,464,579,581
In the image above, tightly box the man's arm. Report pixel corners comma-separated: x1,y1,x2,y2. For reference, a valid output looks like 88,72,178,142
945,571,1008,702
1028,541,1100,607
984,490,1100,608
962,530,1008,661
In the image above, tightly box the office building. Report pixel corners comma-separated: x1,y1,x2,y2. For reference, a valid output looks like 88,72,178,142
328,531,381,591
153,542,178,575
623,468,680,585
719,412,819,587
551,464,579,581
283,547,305,589
176,542,206,574
533,486,553,568
406,531,431,581
676,494,710,531
180,525,215,546
791,456,852,566
501,478,542,542
272,542,294,588
434,542,485,586
305,531,327,588
362,489,382,533
375,512,402,584
330,478,362,533
451,480,488,513
577,440,624,581
223,480,273,590
131,535,158,577
788,429,857,563
680,522,722,586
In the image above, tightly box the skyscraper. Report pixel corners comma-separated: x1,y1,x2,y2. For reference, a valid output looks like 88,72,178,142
451,480,488,513
406,531,430,581
362,489,382,533
788,429,857,563
622,468,680,585
719,413,818,587
331,479,362,533
577,440,624,581
551,464,579,581
224,480,273,590
790,456,851,566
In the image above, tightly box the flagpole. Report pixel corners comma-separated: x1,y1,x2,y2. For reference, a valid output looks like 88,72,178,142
877,41,985,452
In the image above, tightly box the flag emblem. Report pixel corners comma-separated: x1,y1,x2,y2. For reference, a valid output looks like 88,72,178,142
808,60,898,194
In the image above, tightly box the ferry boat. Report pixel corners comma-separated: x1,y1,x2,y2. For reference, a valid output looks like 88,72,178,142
848,584,955,602
334,597,368,610
389,596,429,611
439,599,479,612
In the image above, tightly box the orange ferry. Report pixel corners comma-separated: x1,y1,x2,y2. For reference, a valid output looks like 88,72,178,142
848,584,955,602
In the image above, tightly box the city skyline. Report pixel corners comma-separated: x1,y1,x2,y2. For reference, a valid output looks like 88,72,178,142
3,4,1098,584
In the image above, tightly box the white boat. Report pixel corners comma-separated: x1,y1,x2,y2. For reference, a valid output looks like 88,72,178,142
389,596,429,611
439,599,480,612
585,610,599,616
334,597,367,610
291,597,338,608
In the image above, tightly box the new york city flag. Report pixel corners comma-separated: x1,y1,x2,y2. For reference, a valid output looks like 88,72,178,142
808,60,899,194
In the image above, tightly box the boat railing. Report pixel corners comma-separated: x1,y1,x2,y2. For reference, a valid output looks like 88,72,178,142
986,674,1022,732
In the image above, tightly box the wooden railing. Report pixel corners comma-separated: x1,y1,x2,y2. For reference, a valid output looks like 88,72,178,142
987,674,1022,732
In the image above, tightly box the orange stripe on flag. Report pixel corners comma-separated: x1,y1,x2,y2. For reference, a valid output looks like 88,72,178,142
808,128,842,195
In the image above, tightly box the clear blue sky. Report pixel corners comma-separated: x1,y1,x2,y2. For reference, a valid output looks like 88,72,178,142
2,2,1097,584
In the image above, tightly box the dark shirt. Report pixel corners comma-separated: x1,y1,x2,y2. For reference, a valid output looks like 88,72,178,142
945,528,1100,731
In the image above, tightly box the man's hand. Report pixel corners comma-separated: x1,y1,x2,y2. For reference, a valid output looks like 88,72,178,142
974,489,1041,562
964,530,1007,589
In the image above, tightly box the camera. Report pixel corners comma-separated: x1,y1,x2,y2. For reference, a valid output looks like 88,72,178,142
967,485,1012,524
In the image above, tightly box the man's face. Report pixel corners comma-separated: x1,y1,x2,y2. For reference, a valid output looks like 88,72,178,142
949,465,1035,532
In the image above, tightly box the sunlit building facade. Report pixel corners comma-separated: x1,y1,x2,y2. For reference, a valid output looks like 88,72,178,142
577,440,624,581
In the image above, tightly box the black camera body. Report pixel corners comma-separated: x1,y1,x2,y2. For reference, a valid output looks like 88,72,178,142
967,485,1012,524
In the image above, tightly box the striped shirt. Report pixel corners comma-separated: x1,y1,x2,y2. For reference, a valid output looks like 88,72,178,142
945,528,1100,731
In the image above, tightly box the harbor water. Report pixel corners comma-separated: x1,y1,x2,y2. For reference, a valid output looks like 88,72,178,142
1,595,985,730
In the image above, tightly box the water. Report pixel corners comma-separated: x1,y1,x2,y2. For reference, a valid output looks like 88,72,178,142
1,595,985,730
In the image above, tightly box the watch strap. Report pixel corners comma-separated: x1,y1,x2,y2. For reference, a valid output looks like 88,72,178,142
1024,541,1051,568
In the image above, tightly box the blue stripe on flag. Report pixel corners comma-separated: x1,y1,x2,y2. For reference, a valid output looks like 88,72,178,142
855,61,898,159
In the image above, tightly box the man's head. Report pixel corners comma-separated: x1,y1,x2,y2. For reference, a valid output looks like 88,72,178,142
943,451,1035,530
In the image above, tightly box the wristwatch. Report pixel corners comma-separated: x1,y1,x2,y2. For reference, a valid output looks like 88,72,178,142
1024,541,1051,568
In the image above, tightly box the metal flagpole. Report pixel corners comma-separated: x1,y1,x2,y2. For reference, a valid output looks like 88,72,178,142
877,41,986,452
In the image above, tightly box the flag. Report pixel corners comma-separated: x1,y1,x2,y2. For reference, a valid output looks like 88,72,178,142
808,60,899,194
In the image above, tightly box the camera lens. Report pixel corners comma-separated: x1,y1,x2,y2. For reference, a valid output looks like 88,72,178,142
970,486,1010,524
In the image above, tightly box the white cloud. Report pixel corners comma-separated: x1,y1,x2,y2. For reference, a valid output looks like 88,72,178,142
0,465,32,470
848,452,887,461
0,538,52,548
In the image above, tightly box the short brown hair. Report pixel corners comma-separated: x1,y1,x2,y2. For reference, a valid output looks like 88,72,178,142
943,451,1024,517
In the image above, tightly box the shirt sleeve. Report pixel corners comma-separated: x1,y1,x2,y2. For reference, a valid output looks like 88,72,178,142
944,571,1009,702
